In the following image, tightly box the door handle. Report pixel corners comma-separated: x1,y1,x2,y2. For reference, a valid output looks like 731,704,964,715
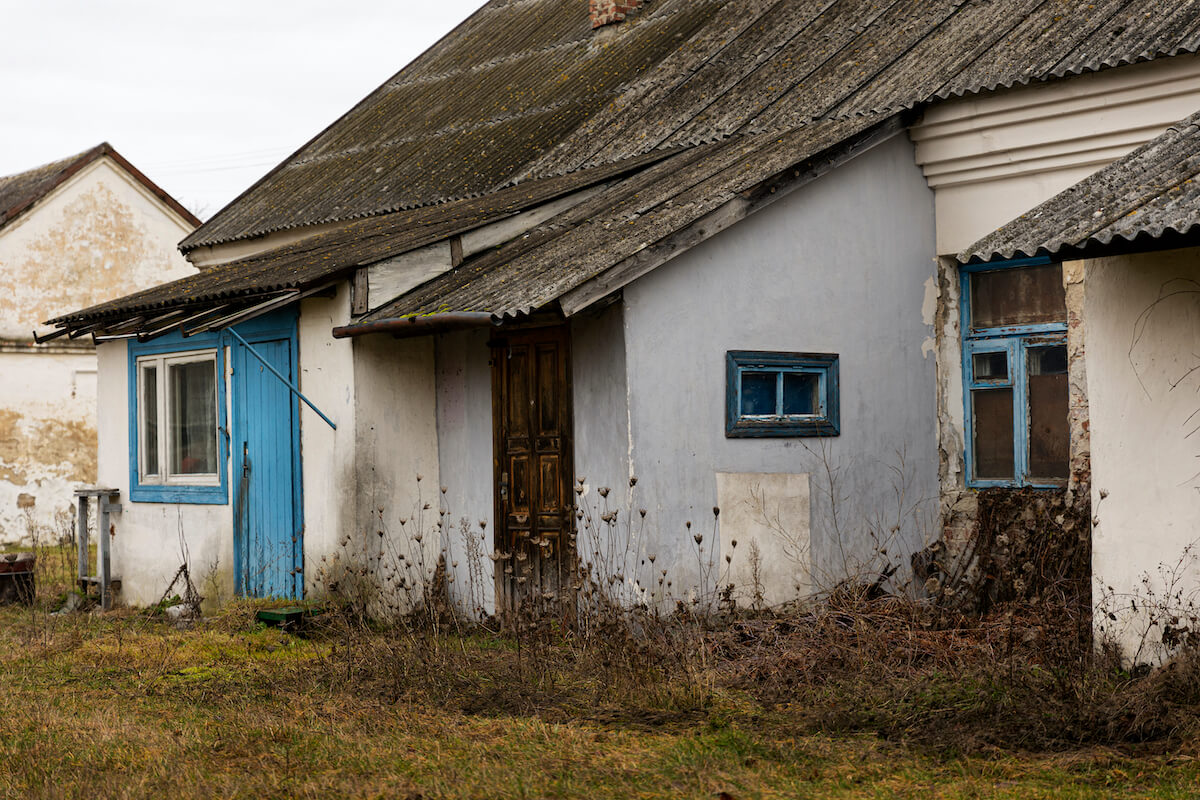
500,471,508,500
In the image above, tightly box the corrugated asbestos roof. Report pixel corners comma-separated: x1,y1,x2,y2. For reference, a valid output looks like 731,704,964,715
48,153,670,325
182,0,1200,253
51,0,1200,333
961,107,1200,263
0,143,201,233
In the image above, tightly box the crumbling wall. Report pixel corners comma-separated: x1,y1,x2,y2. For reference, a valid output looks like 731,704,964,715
0,157,195,544
1064,260,1091,497
931,260,1094,609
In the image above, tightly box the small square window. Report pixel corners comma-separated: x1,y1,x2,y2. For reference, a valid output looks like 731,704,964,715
726,351,839,437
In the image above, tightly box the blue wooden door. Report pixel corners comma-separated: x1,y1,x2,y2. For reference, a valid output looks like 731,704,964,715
232,333,302,599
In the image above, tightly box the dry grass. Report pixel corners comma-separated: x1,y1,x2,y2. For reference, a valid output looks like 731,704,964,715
0,546,1197,798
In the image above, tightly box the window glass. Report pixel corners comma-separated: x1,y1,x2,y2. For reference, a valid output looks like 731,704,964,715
972,351,1008,382
1027,345,1069,479
972,388,1014,480
140,364,159,477
782,372,818,415
726,351,839,437
740,371,777,415
970,264,1066,329
168,359,217,476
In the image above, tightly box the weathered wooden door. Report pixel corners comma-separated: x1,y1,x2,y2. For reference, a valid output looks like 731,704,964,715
232,323,302,599
491,325,574,611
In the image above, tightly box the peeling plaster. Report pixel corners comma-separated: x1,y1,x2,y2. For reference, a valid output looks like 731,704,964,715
921,273,940,359
0,159,196,545
921,274,939,325
0,184,176,338
1063,260,1091,497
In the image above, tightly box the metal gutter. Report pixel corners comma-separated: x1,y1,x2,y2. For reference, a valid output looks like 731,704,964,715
331,312,496,339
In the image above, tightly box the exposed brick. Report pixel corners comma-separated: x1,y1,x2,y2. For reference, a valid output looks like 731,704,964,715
591,0,643,28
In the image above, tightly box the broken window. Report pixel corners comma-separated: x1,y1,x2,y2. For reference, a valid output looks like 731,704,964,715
726,351,839,437
962,258,1069,487
130,340,226,503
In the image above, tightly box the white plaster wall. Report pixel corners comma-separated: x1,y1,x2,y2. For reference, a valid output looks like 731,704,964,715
569,303,650,603
1085,249,1200,661
911,54,1200,255
619,134,939,605
434,328,496,614
298,289,359,598
0,155,197,545
96,340,234,608
348,332,442,614
0,349,98,543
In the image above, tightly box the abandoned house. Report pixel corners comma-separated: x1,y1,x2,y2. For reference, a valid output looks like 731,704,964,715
37,0,1200,655
0,144,198,542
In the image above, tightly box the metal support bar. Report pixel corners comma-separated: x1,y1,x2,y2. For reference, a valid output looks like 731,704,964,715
76,494,88,590
75,488,120,610
224,328,337,430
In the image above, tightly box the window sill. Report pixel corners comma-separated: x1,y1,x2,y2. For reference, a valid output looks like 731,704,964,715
967,478,1068,490
726,418,840,438
129,484,228,505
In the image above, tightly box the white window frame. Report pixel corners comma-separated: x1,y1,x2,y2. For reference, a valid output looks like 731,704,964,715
136,349,220,487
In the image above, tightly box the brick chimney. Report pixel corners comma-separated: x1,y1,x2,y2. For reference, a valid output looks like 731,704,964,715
590,0,643,28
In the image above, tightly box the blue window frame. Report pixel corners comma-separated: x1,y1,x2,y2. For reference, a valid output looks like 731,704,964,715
726,351,839,437
961,256,1069,488
128,329,228,504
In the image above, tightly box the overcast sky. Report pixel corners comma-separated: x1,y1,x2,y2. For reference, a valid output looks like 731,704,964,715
0,0,485,220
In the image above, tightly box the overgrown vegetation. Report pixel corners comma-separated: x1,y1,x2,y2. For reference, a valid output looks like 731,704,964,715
6,477,1200,798
3,536,1200,799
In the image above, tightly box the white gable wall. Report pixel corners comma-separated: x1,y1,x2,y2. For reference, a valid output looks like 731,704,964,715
0,156,196,543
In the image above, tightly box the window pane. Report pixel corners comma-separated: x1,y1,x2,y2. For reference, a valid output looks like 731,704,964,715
782,372,817,415
1027,345,1069,479
972,351,1008,382
740,371,777,415
973,388,1014,479
141,364,159,477
971,264,1066,329
169,360,217,475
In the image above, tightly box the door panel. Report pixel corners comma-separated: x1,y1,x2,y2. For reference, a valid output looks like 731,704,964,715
233,335,301,599
492,325,573,611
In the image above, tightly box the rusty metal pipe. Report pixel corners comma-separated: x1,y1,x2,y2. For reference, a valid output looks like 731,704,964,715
332,312,496,339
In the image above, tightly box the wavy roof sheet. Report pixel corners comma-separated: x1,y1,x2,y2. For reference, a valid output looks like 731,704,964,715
55,0,1200,334
48,153,669,324
183,0,1200,252
961,108,1200,263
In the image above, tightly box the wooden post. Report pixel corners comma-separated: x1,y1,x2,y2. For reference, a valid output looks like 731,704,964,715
76,494,89,590
98,497,110,611
74,488,121,609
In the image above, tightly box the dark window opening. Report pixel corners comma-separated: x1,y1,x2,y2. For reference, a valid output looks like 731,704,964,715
963,259,1069,487
726,351,839,437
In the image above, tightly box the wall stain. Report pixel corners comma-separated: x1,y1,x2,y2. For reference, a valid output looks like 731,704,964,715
0,182,175,338
0,409,96,485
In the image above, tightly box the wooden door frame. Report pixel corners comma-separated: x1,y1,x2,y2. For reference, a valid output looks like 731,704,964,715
489,321,575,613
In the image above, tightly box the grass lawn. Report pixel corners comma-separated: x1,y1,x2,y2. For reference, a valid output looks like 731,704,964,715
1,547,1198,799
